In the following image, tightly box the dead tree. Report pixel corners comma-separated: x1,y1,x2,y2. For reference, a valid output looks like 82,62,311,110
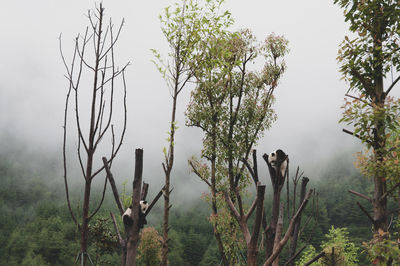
262,152,288,262
231,150,312,266
60,4,128,265
260,152,313,266
103,149,164,266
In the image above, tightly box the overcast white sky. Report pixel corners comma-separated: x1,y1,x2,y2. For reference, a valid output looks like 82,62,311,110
0,0,365,198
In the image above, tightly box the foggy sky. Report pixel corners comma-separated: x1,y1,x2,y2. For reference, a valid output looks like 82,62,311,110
0,1,365,200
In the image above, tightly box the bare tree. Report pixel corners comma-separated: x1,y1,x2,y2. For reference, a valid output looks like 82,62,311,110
60,4,128,265
237,150,313,266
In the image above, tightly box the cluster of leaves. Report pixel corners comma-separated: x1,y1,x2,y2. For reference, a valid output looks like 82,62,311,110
88,217,119,261
340,95,400,185
362,227,400,265
208,193,245,263
137,227,162,265
297,226,359,266
340,95,400,148
335,0,400,94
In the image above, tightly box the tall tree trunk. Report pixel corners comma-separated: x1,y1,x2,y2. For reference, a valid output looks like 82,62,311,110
210,121,229,266
246,184,266,266
161,83,178,265
266,189,281,258
272,204,284,266
371,27,388,233
80,179,91,265
126,149,144,266
161,170,170,266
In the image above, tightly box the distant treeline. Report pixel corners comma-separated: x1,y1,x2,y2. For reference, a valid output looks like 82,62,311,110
2,146,395,265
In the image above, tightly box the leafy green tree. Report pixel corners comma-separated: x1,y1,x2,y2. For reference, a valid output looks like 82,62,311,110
186,9,289,263
335,0,400,234
362,227,400,265
88,216,119,265
60,4,128,265
152,0,204,263
297,226,359,266
137,227,162,266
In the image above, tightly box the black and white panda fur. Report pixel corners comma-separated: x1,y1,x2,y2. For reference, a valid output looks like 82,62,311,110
122,200,149,229
268,149,288,178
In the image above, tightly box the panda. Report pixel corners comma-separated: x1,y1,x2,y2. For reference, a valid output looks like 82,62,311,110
122,200,149,229
268,149,288,178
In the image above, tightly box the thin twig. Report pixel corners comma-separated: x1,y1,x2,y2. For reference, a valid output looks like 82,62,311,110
145,186,166,216
102,157,124,215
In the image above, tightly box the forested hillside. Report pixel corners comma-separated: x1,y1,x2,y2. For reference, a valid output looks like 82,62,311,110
1,144,392,265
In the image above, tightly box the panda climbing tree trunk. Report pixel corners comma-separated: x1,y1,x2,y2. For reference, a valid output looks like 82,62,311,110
103,151,164,266
60,4,128,265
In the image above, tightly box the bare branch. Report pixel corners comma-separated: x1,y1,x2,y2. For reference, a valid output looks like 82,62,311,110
145,186,166,216
303,252,326,266
342,128,372,145
90,68,128,180
236,189,245,218
241,158,257,185
284,245,306,266
77,135,87,180
102,157,124,215
245,195,258,222
189,160,212,188
348,189,372,202
356,201,376,226
99,18,125,61
162,162,168,175
74,29,90,153
61,56,78,226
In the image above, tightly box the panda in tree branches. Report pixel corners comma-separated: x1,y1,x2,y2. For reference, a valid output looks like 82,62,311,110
122,200,149,229
268,149,288,178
